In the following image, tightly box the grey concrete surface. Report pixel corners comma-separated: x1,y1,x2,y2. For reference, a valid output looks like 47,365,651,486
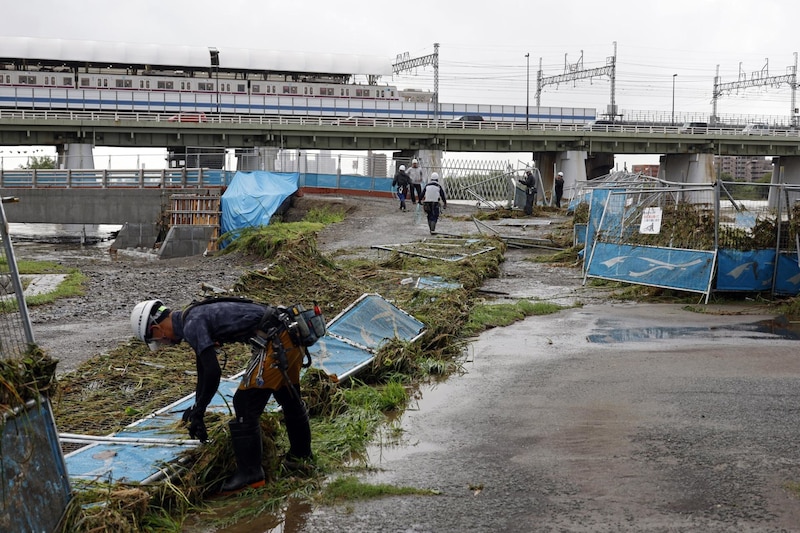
294,302,800,532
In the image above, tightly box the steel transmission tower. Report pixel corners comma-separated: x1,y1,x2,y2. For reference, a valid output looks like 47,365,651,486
712,53,798,127
536,42,618,120
393,43,439,120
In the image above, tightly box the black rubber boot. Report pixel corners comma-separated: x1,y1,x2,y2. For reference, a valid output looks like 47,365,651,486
280,389,313,475
428,220,436,233
219,419,265,494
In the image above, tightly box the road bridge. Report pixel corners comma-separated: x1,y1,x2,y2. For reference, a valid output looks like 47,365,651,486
1,111,799,156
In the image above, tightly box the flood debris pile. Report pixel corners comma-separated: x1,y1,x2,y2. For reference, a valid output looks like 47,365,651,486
52,215,507,531
0,345,58,413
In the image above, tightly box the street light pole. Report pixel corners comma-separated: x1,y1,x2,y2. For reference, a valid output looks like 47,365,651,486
671,73,677,125
525,53,530,130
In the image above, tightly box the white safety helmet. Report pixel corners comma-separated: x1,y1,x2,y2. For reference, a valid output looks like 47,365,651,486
430,172,440,182
399,165,406,172
412,158,418,165
557,171,564,177
130,299,168,351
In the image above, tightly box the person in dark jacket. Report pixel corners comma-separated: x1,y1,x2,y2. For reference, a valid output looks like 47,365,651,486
130,298,313,494
421,172,447,233
392,164,411,211
521,169,537,216
555,171,565,208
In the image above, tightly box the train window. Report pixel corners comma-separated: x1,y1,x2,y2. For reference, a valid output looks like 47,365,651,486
80,77,89,86
166,81,174,89
96,79,101,87
180,82,185,90
364,89,370,97
140,80,144,89
157,80,166,89
146,80,150,89
253,84,260,93
237,83,245,92
116,80,124,88
227,83,231,91
45,77,49,86
63,77,71,86
103,79,108,87
381,90,385,98
187,82,191,90
304,87,308,95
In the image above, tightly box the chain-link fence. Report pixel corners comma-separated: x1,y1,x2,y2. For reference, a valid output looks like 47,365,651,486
0,198,35,359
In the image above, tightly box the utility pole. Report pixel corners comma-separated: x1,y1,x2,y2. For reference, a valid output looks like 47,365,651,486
672,73,677,125
525,53,530,129
536,42,617,120
393,44,440,121
208,47,220,117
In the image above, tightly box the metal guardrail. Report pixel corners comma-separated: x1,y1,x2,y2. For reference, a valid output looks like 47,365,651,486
2,109,799,137
0,168,230,189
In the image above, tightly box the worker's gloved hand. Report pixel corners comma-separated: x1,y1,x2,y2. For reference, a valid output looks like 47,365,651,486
182,405,208,442
181,405,196,424
188,414,208,443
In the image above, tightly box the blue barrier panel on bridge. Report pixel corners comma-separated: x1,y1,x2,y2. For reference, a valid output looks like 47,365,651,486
63,293,425,485
586,242,716,294
716,249,775,292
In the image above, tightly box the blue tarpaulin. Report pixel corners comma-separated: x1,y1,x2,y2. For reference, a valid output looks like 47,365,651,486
220,171,299,235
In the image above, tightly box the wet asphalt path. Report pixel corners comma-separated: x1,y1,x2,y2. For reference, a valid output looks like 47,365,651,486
294,302,800,532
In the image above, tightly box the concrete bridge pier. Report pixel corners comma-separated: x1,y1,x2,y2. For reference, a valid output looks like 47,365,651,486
235,147,279,171
533,150,588,205
658,153,715,203
768,156,799,209
57,143,94,169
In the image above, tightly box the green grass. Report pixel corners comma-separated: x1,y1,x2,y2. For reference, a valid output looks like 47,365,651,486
25,269,86,306
317,476,440,505
463,299,564,336
0,259,85,312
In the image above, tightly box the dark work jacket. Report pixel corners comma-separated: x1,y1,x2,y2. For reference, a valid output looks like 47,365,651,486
171,300,269,412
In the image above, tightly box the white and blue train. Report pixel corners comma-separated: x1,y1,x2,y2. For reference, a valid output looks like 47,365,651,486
0,36,595,124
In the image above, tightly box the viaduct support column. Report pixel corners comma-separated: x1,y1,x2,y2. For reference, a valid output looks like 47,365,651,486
532,150,587,205
768,156,800,209
658,153,715,203
57,144,94,169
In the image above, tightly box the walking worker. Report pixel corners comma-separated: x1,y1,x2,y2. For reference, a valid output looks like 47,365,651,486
521,169,537,216
130,298,314,494
421,172,447,233
407,158,424,204
392,164,411,211
554,171,565,208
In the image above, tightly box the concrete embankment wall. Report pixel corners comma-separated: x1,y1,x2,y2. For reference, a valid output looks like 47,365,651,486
0,188,175,225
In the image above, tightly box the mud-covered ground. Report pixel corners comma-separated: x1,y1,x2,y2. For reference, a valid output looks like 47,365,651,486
16,195,800,532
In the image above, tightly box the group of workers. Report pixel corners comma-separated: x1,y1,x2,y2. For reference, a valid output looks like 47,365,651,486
391,158,448,233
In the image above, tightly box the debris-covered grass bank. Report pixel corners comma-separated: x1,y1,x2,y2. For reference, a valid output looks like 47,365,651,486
46,203,545,531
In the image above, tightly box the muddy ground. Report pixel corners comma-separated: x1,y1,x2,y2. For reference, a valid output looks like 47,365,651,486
15,195,800,532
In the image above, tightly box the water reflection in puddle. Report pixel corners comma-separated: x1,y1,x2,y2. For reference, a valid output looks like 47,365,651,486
587,318,800,343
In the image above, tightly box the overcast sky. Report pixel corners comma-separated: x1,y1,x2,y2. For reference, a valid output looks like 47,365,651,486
3,0,799,167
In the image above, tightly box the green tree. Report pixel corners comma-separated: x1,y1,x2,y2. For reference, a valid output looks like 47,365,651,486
18,155,56,169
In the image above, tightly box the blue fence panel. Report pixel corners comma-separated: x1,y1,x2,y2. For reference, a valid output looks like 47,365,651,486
587,242,715,294
716,249,775,292
774,252,800,295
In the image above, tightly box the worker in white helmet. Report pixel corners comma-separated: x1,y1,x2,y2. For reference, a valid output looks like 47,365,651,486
555,171,565,208
421,172,447,233
392,164,411,211
407,158,424,205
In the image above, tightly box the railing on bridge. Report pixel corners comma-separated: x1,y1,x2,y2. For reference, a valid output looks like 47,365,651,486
0,168,231,188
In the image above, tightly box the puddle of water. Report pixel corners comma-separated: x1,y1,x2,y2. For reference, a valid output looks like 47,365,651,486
587,318,800,343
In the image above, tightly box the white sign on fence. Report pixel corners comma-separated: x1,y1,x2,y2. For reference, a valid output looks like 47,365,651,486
639,207,662,234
